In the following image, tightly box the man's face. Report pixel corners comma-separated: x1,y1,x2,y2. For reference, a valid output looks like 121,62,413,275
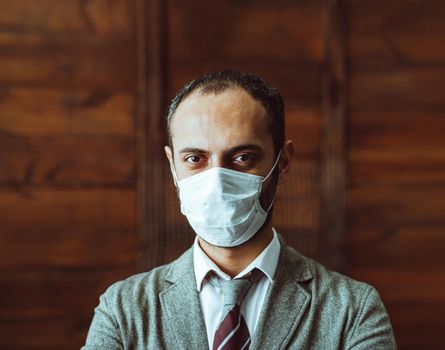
165,87,276,185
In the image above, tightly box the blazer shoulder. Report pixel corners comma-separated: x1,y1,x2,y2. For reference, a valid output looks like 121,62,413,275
279,245,396,348
102,247,194,306
282,244,374,304
310,256,370,292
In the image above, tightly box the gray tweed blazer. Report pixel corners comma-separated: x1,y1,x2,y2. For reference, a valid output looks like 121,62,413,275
82,242,396,349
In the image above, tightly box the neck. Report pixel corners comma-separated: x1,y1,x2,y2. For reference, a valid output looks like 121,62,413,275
198,221,274,277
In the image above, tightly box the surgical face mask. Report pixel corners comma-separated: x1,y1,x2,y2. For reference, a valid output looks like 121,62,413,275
173,153,280,247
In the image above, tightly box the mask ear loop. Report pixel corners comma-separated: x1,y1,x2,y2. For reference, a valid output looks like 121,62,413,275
262,150,282,212
171,164,180,188
262,150,282,183
266,196,276,212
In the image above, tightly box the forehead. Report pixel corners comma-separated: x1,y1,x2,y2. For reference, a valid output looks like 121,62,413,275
169,87,272,151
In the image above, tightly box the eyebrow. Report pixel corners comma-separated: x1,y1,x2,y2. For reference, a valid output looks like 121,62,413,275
178,144,264,154
228,144,264,154
178,147,207,154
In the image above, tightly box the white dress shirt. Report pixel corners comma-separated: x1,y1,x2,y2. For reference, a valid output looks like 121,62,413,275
193,229,281,349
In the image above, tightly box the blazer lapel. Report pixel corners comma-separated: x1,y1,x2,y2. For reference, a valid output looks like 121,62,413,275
250,244,313,350
159,248,209,350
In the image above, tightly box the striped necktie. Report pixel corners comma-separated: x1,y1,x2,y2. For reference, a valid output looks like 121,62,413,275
212,275,254,350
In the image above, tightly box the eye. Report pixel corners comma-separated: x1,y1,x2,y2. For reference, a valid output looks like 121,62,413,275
234,153,255,162
185,155,202,163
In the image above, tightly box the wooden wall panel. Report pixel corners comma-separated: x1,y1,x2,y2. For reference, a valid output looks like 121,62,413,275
0,89,134,135
348,0,445,67
0,48,134,89
0,266,136,349
0,189,137,268
0,134,135,186
0,0,138,348
0,88,135,186
346,0,445,349
0,0,136,89
347,227,445,270
350,69,445,111
169,1,325,63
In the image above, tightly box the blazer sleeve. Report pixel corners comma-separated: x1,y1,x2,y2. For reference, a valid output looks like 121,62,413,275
81,290,124,350
346,286,397,350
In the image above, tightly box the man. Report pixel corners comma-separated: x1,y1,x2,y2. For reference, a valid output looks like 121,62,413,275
82,70,396,349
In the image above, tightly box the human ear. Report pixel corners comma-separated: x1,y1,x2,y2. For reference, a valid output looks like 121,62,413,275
277,140,294,185
164,146,176,181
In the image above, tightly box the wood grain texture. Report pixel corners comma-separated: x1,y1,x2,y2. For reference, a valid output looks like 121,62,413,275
0,0,136,90
347,227,445,269
0,267,135,349
0,133,135,186
0,88,136,185
350,111,445,149
386,301,445,350
349,149,445,186
320,0,347,269
0,0,133,41
0,45,136,90
0,0,139,348
169,0,326,63
135,0,168,271
167,0,327,107
346,0,445,348
0,88,134,135
169,63,324,108
349,186,445,228
348,0,445,68
0,188,137,268
350,68,445,111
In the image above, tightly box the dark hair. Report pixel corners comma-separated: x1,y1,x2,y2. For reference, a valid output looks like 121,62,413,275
167,70,285,156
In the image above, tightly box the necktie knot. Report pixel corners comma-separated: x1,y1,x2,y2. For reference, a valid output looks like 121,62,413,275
215,269,262,307
219,278,252,307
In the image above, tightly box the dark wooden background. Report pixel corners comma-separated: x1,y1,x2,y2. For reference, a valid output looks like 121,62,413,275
0,0,444,349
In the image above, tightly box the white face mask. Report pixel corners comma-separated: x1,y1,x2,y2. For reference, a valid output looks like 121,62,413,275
173,153,280,247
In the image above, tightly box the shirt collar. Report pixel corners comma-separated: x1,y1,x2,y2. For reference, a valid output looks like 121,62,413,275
193,228,281,291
